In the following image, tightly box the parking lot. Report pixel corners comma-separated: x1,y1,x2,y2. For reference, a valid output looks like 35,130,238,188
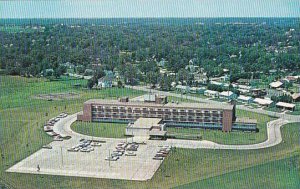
7,137,164,181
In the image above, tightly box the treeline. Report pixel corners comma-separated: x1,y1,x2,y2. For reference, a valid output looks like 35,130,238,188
0,18,299,80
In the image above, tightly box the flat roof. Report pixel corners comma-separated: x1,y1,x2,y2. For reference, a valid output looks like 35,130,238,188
220,91,234,97
238,95,253,101
269,81,283,88
131,118,162,129
254,98,273,105
204,90,219,94
84,99,234,110
292,93,300,100
276,102,296,109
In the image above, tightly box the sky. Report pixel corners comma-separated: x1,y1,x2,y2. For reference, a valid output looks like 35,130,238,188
0,0,299,18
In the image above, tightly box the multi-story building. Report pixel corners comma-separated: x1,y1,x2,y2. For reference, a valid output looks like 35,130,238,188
77,96,257,132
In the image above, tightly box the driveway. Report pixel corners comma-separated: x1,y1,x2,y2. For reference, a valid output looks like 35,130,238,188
54,113,291,150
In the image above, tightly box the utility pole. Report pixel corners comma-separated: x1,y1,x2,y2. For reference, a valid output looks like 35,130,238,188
108,149,111,167
60,146,63,167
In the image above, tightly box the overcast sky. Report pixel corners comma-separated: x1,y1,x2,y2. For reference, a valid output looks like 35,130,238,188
0,0,299,18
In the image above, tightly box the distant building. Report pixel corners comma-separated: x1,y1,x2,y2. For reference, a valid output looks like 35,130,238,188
285,76,299,83
237,78,250,85
269,81,283,89
269,69,277,74
250,88,267,98
292,93,300,102
77,96,257,132
204,90,219,98
219,91,237,100
253,98,273,106
276,102,296,111
97,75,114,88
190,87,206,94
157,58,168,67
237,95,254,104
175,85,190,93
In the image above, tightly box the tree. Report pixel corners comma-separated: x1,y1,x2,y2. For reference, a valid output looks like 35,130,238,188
123,64,139,85
117,80,123,88
145,71,160,86
87,79,94,89
159,73,172,91
177,68,189,84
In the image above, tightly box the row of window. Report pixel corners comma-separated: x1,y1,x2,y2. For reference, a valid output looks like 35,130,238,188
92,112,223,119
91,115,223,123
91,105,222,114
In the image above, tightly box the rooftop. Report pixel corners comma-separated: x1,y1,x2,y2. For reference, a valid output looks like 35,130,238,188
238,95,253,101
276,102,296,109
292,93,300,100
254,98,273,105
204,90,219,94
84,99,234,110
220,91,234,97
269,81,283,88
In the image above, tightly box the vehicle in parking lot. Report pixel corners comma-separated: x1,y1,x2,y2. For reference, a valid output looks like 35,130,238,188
153,157,163,160
125,151,136,156
42,145,52,149
105,156,119,161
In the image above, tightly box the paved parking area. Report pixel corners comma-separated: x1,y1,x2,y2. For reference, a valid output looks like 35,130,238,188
7,138,163,181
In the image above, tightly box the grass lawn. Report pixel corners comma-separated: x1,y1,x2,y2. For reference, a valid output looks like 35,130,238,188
263,106,283,113
1,75,299,189
173,155,300,189
71,121,127,138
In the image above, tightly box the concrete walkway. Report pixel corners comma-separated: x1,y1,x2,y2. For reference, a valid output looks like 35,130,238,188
56,112,291,150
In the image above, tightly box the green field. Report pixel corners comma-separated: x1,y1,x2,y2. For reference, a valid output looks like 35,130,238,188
1,75,299,188
174,155,300,189
71,121,128,138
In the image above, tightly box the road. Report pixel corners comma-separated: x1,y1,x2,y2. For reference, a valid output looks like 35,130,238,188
126,85,300,123
54,113,292,150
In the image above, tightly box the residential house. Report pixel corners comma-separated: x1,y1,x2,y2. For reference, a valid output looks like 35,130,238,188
175,85,190,93
292,93,300,102
237,95,254,104
253,98,273,107
219,91,237,100
204,90,219,98
98,75,114,88
276,102,296,111
269,81,283,89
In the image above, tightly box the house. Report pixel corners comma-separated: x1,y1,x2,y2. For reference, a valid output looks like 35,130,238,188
210,81,223,86
250,88,267,98
219,91,237,100
238,85,252,90
269,69,277,74
276,102,296,111
190,87,206,94
175,85,190,93
157,58,168,67
237,78,250,85
269,81,283,89
190,87,198,94
237,95,254,104
97,75,114,88
286,76,299,82
292,93,300,102
204,90,219,98
253,98,273,106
